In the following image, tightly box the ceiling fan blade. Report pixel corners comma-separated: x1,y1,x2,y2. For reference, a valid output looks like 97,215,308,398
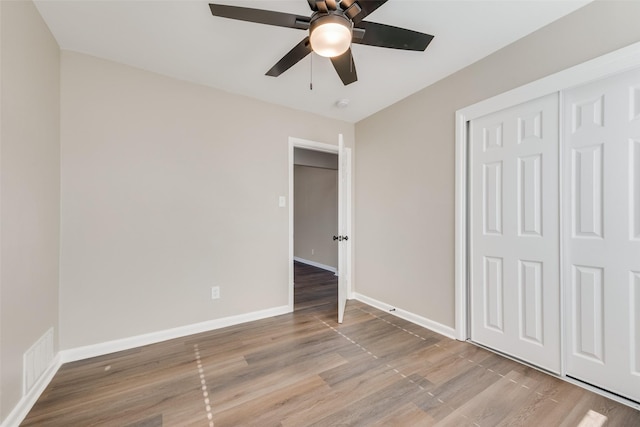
353,21,434,51
330,48,357,86
266,37,313,77
351,0,388,23
209,4,310,30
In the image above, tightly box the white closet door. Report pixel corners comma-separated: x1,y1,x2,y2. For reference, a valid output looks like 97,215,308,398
564,68,640,402
470,93,560,373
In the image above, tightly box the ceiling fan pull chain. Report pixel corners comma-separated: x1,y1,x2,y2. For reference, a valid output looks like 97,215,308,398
310,52,313,90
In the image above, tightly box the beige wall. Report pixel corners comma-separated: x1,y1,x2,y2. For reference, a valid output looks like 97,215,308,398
354,0,640,328
0,0,60,422
294,165,338,269
59,51,354,349
5,0,640,421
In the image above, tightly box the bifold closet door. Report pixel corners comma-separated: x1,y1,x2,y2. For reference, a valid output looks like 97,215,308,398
563,68,640,403
469,93,560,373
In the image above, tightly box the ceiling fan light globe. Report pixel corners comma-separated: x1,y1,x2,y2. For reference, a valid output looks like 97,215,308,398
310,19,352,58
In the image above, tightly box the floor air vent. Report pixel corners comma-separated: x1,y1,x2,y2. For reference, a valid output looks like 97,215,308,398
23,328,54,395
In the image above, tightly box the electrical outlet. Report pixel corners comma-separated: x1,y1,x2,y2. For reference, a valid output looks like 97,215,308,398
211,286,220,300
311,249,315,255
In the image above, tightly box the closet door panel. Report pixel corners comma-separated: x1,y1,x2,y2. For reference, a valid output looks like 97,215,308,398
470,93,560,373
564,67,640,403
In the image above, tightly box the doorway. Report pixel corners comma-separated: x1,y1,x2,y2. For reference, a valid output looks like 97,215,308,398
293,148,339,312
293,148,339,274
288,136,352,323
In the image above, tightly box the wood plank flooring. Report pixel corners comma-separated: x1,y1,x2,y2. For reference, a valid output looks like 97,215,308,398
22,262,640,426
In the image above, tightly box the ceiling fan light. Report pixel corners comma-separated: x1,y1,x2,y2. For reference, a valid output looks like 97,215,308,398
309,15,352,58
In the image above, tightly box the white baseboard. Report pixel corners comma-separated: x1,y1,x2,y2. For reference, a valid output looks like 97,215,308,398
353,292,456,340
293,257,338,274
60,305,291,363
0,305,291,427
1,354,62,427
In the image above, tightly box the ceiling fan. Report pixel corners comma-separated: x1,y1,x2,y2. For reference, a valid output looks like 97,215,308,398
208,0,434,86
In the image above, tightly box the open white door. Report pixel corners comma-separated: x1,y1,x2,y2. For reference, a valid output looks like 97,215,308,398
337,134,351,323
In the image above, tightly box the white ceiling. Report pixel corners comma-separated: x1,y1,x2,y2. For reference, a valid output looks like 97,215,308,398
34,0,592,123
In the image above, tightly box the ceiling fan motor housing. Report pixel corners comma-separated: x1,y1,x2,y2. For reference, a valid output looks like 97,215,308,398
309,11,353,57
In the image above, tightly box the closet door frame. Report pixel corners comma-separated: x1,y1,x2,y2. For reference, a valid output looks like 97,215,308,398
455,40,640,344
455,42,640,407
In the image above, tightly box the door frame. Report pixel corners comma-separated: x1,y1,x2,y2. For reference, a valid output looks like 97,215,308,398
454,40,640,342
288,136,352,312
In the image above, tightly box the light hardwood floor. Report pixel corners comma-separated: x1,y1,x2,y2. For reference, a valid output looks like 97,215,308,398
22,262,640,426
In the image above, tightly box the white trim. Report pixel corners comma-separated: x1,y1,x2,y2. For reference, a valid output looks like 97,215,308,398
353,292,456,340
454,112,469,341
344,147,353,298
59,305,290,363
288,142,295,310
1,355,62,427
454,40,640,340
293,257,337,274
289,137,339,154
